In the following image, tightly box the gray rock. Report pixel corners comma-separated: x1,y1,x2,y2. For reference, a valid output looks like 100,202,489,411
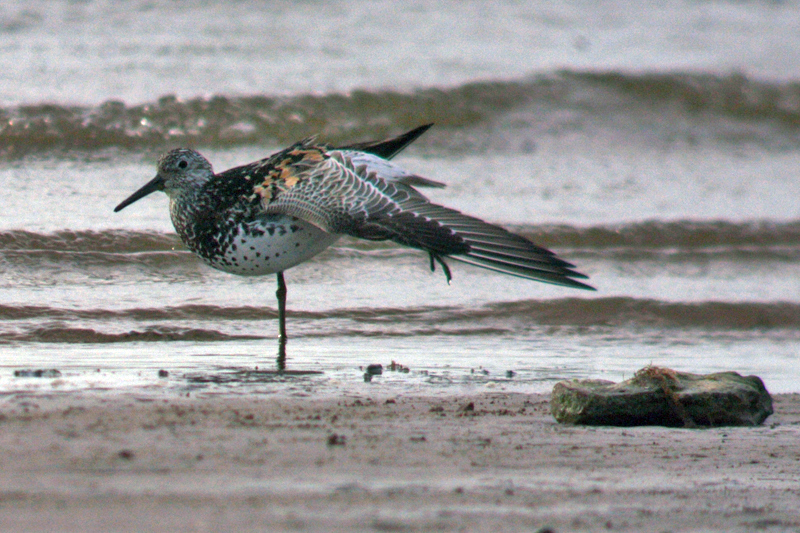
551,367,773,427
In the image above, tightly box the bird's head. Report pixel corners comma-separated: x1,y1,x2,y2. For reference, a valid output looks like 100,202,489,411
114,148,213,212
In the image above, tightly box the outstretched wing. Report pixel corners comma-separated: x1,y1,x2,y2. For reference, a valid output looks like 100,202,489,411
254,140,593,290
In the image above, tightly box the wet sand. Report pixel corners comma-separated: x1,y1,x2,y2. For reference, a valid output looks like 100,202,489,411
1,389,799,532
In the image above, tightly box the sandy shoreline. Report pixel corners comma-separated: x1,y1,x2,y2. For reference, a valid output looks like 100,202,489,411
1,389,799,532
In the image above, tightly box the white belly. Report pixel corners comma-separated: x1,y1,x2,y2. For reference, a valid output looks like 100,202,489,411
201,218,339,276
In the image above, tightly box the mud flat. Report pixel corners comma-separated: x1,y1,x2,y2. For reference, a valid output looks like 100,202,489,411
0,389,798,532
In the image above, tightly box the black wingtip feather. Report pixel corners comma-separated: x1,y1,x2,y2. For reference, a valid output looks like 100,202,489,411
449,254,596,290
391,204,595,290
340,124,434,160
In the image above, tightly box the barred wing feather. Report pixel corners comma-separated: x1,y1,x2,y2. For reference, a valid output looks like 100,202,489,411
262,149,594,290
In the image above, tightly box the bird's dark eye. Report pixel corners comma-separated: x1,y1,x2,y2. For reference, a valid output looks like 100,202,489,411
178,160,189,169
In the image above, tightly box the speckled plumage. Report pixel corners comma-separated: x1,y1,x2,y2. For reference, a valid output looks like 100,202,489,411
114,125,594,370
158,147,338,276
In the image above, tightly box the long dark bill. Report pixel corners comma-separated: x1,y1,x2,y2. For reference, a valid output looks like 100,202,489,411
114,175,165,212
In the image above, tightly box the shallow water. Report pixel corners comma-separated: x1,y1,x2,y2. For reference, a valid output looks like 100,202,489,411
1,0,799,394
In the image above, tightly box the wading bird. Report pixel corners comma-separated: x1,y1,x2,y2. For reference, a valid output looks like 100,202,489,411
115,125,594,370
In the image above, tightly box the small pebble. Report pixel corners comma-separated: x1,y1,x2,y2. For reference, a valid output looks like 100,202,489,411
389,361,410,372
327,434,346,447
117,449,135,460
158,369,169,378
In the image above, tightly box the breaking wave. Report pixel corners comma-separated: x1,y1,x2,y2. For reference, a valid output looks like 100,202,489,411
1,70,799,157
1,297,799,345
1,219,798,262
